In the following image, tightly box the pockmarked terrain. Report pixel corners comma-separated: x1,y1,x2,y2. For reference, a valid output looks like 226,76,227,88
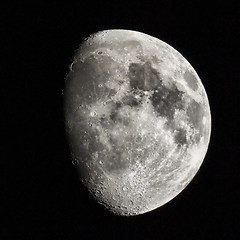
64,30,211,216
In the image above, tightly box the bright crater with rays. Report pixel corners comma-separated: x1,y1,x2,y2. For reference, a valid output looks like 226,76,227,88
64,29,211,216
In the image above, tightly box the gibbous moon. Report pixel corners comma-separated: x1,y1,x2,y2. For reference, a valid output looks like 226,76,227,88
64,29,211,216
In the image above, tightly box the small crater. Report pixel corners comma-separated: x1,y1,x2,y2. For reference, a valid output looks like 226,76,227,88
72,159,79,166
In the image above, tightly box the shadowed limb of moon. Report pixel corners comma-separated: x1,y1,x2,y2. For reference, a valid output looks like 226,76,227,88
64,29,211,216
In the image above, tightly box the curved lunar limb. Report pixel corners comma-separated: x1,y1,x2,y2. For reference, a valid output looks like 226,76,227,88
64,29,211,216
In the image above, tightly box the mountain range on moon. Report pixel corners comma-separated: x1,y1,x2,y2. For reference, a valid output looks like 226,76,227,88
64,29,211,216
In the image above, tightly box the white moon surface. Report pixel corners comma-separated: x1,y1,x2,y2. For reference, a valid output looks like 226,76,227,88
64,29,211,216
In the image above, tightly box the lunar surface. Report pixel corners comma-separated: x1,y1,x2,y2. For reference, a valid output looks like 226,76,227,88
64,29,211,216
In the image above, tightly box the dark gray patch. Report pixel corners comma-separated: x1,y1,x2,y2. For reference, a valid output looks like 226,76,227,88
108,96,141,125
151,84,184,120
187,100,203,128
175,128,187,146
128,62,160,91
184,70,198,91
110,110,118,122
123,95,141,107
109,102,127,123
187,99,205,142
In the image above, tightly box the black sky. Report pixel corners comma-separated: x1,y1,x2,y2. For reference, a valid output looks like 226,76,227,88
2,1,239,239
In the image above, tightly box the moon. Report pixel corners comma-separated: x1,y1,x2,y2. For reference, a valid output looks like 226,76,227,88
64,29,211,216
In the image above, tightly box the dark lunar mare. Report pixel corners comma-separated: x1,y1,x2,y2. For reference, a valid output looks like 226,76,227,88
184,70,199,91
127,61,207,147
127,61,185,119
128,62,160,91
127,61,191,146
150,85,184,120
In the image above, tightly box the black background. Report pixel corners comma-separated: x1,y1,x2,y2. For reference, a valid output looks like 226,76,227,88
2,1,239,239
